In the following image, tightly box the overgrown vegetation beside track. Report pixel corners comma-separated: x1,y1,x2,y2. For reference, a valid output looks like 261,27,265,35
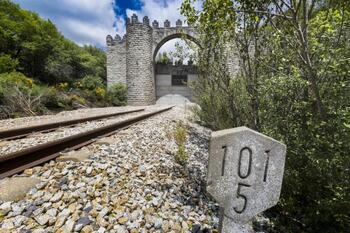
181,0,350,232
0,0,126,119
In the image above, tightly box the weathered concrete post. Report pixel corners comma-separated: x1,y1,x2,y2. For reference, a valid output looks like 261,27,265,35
126,14,155,106
207,127,286,232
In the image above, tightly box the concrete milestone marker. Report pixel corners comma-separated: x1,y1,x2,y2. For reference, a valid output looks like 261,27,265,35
207,127,286,233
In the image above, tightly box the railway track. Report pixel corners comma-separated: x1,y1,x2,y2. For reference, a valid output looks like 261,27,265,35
0,107,145,140
0,106,173,179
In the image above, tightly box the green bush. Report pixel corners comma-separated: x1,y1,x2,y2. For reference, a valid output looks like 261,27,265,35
0,72,50,116
73,75,108,103
0,72,34,98
181,2,350,231
0,54,18,73
173,121,189,166
42,87,74,110
76,75,104,91
0,1,109,117
106,82,127,106
193,64,350,233
256,71,350,232
0,73,128,118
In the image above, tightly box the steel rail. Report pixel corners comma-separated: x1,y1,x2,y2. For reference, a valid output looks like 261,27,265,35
0,106,173,179
0,108,145,140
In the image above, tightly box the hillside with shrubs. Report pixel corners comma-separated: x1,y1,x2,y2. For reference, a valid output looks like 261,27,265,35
0,0,126,119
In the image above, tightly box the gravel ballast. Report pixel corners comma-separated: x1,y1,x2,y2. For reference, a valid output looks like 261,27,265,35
0,106,221,232
0,106,145,131
0,105,272,232
0,106,164,156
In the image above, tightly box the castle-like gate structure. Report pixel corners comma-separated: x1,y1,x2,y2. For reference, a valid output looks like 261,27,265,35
106,14,198,106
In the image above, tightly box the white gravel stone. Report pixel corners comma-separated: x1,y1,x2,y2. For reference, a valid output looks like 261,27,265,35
64,219,75,232
154,217,163,229
0,202,12,215
34,214,50,225
0,106,145,131
50,192,63,203
32,207,44,216
46,208,57,217
0,105,275,232
86,166,93,175
32,229,46,233
97,227,106,233
0,107,151,155
14,215,27,227
2,218,15,229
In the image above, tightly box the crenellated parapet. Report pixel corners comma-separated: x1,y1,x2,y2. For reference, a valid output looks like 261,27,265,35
143,16,150,25
125,14,193,30
106,34,126,46
106,14,200,106
164,19,171,28
125,14,151,27
107,14,197,48
176,19,183,27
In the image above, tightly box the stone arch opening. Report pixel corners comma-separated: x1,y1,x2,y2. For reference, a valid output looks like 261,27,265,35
152,33,200,62
153,35,200,103
106,14,200,106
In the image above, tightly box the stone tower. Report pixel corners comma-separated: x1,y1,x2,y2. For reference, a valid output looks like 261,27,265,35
106,14,241,106
106,14,198,106
106,34,126,84
126,15,155,105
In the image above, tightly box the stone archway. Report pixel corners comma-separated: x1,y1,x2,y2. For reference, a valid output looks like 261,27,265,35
152,28,199,61
152,29,200,103
106,14,199,106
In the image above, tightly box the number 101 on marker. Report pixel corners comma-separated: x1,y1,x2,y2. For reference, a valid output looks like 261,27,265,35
207,127,286,224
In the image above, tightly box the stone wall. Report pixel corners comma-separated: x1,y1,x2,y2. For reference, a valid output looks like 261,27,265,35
156,63,198,75
106,14,247,106
155,64,198,101
126,15,154,106
106,35,126,85
106,14,200,106
151,20,198,61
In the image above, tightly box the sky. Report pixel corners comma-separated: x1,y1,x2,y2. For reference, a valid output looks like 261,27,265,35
12,0,195,54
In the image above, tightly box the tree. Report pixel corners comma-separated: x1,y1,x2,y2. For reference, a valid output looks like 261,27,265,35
0,0,113,116
181,0,350,232
0,0,106,84
156,51,171,64
170,41,197,65
170,42,189,65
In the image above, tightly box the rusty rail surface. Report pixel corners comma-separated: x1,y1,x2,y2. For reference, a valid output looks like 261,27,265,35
0,108,145,140
0,106,173,179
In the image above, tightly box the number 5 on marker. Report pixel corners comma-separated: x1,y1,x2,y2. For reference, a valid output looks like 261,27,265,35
234,183,251,213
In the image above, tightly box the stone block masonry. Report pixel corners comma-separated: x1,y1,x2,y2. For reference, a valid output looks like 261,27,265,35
107,35,126,85
126,15,155,106
106,14,241,106
106,14,199,106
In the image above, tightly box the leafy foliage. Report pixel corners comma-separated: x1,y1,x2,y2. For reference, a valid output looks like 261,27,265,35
169,41,193,65
0,0,126,118
0,72,51,117
156,41,197,65
173,121,189,166
0,53,18,73
0,0,106,84
106,83,127,106
76,75,104,91
181,0,350,232
156,52,171,64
